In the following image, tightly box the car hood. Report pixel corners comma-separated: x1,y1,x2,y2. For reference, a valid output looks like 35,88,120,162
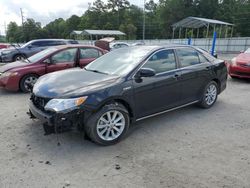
33,68,120,98
0,61,29,73
1,47,18,53
236,53,250,63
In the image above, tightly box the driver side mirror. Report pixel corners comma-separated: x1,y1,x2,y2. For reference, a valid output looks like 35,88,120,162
136,68,156,78
28,44,33,49
43,58,51,64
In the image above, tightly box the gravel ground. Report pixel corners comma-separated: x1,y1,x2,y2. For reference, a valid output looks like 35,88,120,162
0,77,250,188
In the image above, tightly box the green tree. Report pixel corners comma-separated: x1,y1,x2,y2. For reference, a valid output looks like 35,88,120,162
6,22,21,42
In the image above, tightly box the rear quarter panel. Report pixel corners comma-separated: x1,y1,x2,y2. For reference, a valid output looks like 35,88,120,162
212,59,228,93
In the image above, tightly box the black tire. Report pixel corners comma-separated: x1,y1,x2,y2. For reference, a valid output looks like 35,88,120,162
85,103,130,146
230,75,238,79
14,54,26,61
198,81,218,109
20,74,38,93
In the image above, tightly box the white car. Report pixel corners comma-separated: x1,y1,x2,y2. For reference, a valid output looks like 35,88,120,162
110,42,130,50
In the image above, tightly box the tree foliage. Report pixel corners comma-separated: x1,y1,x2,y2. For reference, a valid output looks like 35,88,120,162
6,0,250,42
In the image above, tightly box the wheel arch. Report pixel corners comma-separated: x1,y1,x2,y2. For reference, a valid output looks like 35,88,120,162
211,78,221,93
13,53,27,61
19,73,39,90
97,97,134,122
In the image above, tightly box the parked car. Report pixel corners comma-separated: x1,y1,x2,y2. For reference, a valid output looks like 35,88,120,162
110,42,130,50
228,48,250,79
0,43,10,49
94,38,130,51
0,39,78,62
131,41,145,46
28,45,227,145
0,45,106,92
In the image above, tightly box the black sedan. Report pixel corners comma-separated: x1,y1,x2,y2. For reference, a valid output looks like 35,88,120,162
29,45,227,145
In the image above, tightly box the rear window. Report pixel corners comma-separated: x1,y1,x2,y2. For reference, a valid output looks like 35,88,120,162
196,48,216,62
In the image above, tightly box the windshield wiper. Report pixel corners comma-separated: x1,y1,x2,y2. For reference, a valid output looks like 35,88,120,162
84,68,109,75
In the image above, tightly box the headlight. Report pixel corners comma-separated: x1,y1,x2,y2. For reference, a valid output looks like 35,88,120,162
0,71,18,77
1,50,12,55
231,57,237,66
44,96,88,112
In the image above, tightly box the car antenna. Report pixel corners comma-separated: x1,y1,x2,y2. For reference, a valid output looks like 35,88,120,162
11,43,32,63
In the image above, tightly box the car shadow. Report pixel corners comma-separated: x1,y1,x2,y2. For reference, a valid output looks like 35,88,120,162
22,102,216,160
0,88,29,96
229,77,250,83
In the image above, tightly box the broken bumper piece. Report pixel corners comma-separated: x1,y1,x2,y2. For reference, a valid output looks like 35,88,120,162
29,101,83,135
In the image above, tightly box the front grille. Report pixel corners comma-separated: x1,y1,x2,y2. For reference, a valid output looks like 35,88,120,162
239,63,250,68
235,71,250,76
31,93,51,111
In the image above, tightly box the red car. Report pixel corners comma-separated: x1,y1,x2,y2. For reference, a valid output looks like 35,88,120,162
228,48,250,79
0,45,107,92
0,43,10,49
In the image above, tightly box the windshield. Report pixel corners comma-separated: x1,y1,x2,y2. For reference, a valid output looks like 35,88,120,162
85,46,154,76
21,41,32,48
245,48,250,53
26,47,58,63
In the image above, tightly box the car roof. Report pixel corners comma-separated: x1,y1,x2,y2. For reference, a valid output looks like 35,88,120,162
29,39,76,42
126,44,195,51
52,44,104,50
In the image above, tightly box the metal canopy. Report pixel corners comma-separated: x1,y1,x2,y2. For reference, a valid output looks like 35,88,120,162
82,30,125,36
172,17,234,29
70,30,82,35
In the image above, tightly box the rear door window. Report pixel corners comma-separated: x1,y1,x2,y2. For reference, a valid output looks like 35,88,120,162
198,53,209,63
176,48,200,67
80,48,102,59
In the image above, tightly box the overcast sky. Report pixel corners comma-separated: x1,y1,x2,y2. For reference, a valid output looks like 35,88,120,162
0,0,145,36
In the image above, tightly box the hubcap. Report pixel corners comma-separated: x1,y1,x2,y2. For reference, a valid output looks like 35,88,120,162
205,84,217,105
97,110,125,141
16,56,24,61
24,76,38,91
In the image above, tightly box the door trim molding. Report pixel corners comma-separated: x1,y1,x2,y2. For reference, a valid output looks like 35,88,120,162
136,100,199,121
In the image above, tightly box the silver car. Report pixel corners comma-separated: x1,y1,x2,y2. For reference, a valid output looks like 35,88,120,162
0,39,78,62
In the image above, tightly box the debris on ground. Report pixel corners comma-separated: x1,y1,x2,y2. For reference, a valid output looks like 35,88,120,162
45,161,51,165
115,164,121,170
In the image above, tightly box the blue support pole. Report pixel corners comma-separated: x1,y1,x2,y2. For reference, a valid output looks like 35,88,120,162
188,38,192,45
211,31,217,56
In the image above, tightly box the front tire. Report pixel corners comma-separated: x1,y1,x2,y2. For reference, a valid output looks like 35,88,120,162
230,75,238,79
198,81,218,108
20,74,38,93
85,103,130,146
14,54,26,61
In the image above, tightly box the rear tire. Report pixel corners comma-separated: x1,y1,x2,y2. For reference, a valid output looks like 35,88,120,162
20,74,38,93
198,81,218,108
85,103,130,146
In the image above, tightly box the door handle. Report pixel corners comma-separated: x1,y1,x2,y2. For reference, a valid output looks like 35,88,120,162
173,72,181,79
205,66,211,70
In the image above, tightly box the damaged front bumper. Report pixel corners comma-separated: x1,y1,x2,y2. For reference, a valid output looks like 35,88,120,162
29,101,85,135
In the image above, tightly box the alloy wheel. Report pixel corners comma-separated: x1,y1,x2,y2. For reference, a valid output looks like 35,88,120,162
15,55,25,61
24,76,38,91
96,110,125,141
205,84,217,105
